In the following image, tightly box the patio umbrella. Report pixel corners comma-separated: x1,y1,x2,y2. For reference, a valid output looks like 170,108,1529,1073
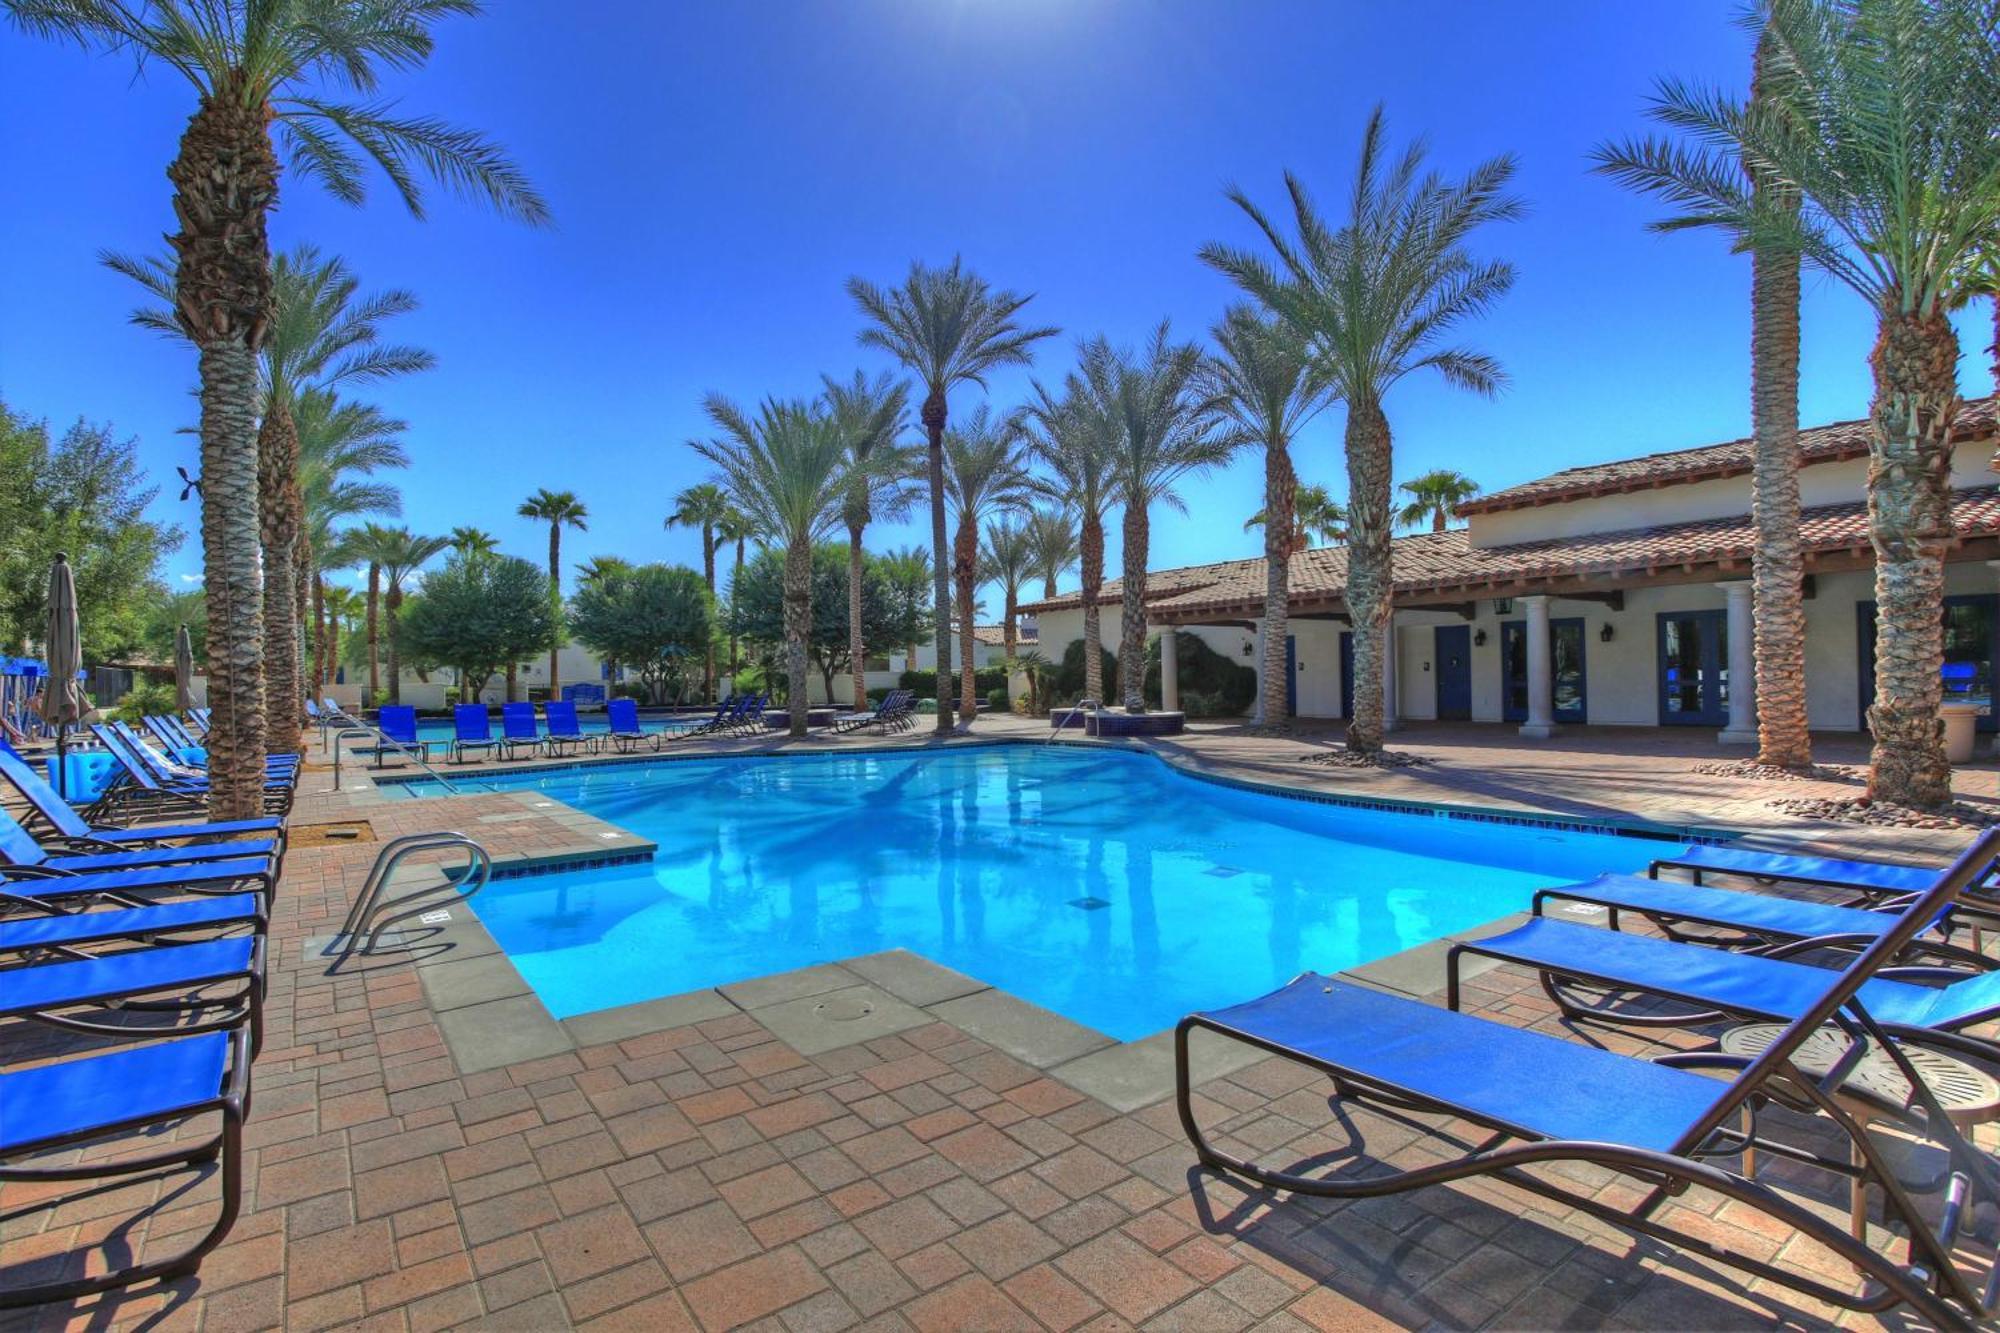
36,553,95,799
174,622,195,714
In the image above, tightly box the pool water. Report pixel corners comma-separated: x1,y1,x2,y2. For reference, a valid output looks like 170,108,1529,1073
390,746,1666,1040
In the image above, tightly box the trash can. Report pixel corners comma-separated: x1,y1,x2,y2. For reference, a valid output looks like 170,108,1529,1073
1940,702,1981,765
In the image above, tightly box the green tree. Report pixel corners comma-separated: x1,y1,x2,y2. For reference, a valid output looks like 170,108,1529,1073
1023,504,1079,599
517,488,588,700
105,243,433,752
1082,323,1236,712
665,482,732,702
0,404,183,661
878,544,934,669
299,390,406,694
981,515,1035,663
448,526,498,562
374,529,449,704
139,586,207,667
848,259,1058,733
1207,306,1331,728
1594,0,2000,808
823,370,916,711
6,0,548,819
1396,469,1482,532
568,563,714,704
1203,107,1522,752
398,555,556,707
1245,483,1345,548
730,545,903,703
943,405,1034,721
693,398,850,735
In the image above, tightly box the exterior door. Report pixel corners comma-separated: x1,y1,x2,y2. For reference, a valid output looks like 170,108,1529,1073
1858,595,1999,732
1339,631,1354,720
1658,609,1728,726
1284,635,1297,715
1434,625,1471,720
1502,619,1587,722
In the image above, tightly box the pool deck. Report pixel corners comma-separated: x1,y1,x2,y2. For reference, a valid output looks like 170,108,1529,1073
5,718,1997,1330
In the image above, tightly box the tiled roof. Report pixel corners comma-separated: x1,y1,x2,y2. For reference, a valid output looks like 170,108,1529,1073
1019,486,2000,620
1459,396,1998,515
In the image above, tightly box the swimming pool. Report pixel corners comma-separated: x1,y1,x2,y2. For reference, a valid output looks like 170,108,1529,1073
407,715,698,742
387,745,1670,1040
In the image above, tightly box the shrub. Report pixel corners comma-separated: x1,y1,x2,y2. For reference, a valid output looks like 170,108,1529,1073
1144,634,1254,717
899,667,1007,698
1050,639,1117,705
985,687,1008,714
110,678,179,724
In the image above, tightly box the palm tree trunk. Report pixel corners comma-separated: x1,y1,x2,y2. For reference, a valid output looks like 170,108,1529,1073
783,538,812,737
1431,509,1446,533
1080,510,1106,706
848,523,869,712
327,603,339,683
703,528,718,703
922,391,954,734
1260,438,1296,729
295,526,313,700
955,515,979,722
731,536,745,679
547,527,561,702
1043,572,1057,599
1865,309,1961,810
365,563,381,704
1748,90,1810,770
311,573,326,693
1117,504,1149,712
1343,399,1394,753
1002,586,1017,662
385,587,403,704
170,87,277,822
257,401,302,754
504,662,516,705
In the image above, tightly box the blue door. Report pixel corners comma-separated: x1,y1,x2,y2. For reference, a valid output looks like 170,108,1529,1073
1657,610,1729,725
1338,631,1354,720
1502,619,1588,723
1858,595,1999,732
1434,625,1471,720
1284,635,1297,715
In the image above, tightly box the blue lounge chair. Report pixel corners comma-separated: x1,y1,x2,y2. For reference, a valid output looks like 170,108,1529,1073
367,704,440,768
3,933,265,1050
0,856,277,917
679,696,739,738
451,704,502,763
501,702,544,760
605,698,659,753
114,720,297,777
0,892,263,954
833,689,911,735
1651,843,1996,900
0,805,279,882
1175,829,2000,1328
0,1029,251,1307
0,741,284,855
728,693,769,735
543,700,598,756
89,725,294,818
142,713,199,757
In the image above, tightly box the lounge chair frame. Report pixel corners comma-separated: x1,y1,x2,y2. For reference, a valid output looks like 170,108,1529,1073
1177,829,2000,1328
0,1028,252,1308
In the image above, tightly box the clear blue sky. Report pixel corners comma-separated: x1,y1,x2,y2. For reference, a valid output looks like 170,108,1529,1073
3,1,1991,607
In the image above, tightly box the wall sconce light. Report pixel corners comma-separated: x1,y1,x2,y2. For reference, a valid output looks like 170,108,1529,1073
1599,623,1615,643
1241,641,1254,657
1473,629,1487,647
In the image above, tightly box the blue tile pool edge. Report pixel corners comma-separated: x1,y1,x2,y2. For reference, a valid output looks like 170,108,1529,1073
368,734,1739,848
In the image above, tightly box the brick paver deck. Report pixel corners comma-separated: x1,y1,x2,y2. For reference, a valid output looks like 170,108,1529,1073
4,718,1994,1330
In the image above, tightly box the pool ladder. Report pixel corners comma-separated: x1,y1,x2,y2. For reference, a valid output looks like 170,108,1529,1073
327,832,493,961
1048,698,1099,741
330,725,464,795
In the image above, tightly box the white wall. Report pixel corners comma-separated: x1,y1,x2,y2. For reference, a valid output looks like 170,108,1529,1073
1469,439,1996,549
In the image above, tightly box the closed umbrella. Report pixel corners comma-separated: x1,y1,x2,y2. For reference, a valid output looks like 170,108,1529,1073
174,622,195,715
37,553,96,799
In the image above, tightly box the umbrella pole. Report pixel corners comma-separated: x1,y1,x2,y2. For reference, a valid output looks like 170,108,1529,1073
54,722,66,801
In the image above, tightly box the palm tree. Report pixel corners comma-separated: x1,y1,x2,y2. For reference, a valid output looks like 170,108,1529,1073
297,390,406,692
715,506,755,681
1203,108,1522,752
103,243,434,753
1594,0,2000,809
943,406,1034,721
848,258,1058,733
375,529,450,704
693,397,851,736
666,482,733,701
344,522,403,704
448,527,499,562
6,0,548,819
821,371,916,710
981,515,1035,663
1024,504,1080,599
1206,306,1331,727
1396,470,1482,532
518,489,588,700
321,583,362,685
1024,375,1119,706
1083,324,1236,712
1245,483,1346,548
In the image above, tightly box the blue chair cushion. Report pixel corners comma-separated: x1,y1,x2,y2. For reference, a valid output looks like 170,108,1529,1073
0,894,261,953
1193,975,1721,1152
1661,845,1943,894
1544,873,1907,941
0,1033,229,1154
1,856,271,899
2,936,255,1014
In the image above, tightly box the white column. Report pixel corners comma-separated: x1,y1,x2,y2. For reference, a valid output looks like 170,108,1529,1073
1519,595,1556,739
1718,580,1758,745
1381,613,1400,733
1160,628,1180,713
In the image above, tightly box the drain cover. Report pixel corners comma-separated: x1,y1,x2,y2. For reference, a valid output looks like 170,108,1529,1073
1067,896,1111,911
1204,866,1243,879
813,996,876,1022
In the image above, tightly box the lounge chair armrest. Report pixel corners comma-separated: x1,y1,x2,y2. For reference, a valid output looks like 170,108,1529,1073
1874,964,1983,985
0,865,77,880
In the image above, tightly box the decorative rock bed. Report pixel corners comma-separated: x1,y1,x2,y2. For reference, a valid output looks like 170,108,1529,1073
1304,747,1435,769
1689,760,1862,783
1768,796,1998,829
